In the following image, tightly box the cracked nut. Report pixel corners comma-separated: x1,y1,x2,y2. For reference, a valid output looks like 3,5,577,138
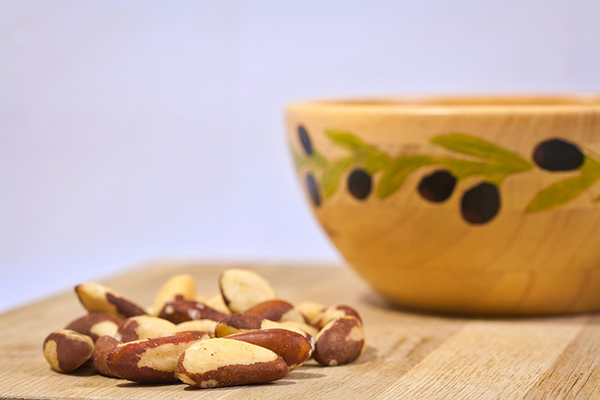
117,315,177,342
106,331,210,383
219,269,277,313
75,283,146,319
313,316,365,366
65,312,121,342
43,329,94,373
176,338,288,388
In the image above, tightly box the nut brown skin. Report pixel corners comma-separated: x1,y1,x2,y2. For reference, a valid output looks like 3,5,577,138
312,304,362,329
158,299,228,324
214,314,266,337
106,331,210,383
177,338,288,388
117,316,176,342
244,300,304,323
215,314,309,339
313,316,365,366
93,336,120,377
43,329,94,373
226,329,312,371
65,313,121,342
75,283,146,319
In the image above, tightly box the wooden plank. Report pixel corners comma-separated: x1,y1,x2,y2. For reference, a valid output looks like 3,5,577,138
524,315,600,399
381,318,585,399
0,262,597,399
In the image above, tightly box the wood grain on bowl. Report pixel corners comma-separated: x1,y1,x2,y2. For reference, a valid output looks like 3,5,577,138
286,96,600,314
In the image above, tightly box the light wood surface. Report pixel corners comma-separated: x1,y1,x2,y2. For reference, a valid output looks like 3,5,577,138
1,261,600,399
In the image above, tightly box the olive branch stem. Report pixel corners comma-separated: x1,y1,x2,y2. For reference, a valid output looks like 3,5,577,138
294,132,532,201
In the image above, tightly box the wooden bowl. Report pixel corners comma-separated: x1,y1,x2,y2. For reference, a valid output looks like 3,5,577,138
286,95,600,315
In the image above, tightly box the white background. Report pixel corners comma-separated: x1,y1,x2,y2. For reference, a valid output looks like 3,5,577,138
2,0,600,311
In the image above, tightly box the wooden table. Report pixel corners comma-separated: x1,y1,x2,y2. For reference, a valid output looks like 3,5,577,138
1,262,599,399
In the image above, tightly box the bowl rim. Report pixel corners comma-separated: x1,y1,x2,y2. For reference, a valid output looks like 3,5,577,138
287,93,600,115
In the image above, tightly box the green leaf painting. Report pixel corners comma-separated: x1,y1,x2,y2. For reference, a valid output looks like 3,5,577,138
377,157,435,199
292,127,600,219
525,175,596,212
322,158,354,199
525,156,600,212
326,130,389,173
431,133,532,170
325,131,387,158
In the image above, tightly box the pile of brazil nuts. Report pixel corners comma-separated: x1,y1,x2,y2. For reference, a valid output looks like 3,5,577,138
42,268,366,389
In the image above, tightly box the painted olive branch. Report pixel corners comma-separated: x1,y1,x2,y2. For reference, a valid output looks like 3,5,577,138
294,131,532,201
525,154,600,212
293,128,600,216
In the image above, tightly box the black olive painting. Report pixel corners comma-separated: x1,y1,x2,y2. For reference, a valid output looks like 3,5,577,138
293,126,600,225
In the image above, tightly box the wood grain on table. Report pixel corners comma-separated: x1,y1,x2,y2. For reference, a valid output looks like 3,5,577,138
1,262,599,399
